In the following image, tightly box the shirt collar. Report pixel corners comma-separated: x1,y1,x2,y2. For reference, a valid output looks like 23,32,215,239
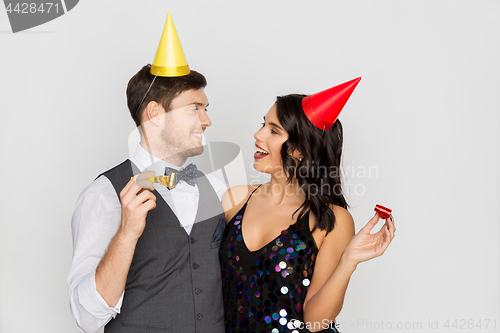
131,144,190,175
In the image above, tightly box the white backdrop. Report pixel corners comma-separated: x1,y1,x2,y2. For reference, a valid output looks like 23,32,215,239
1,1,499,332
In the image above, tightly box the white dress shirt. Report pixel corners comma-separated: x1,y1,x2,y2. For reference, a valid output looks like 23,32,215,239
67,144,227,333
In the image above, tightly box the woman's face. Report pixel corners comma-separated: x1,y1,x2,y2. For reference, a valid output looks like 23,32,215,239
253,104,289,175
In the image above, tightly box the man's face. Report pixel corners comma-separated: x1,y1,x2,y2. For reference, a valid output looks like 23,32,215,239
158,88,211,161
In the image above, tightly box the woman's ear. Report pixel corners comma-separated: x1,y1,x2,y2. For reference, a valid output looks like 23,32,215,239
290,149,303,162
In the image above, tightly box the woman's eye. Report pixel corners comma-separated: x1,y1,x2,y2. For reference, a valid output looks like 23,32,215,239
261,122,265,127
271,129,278,134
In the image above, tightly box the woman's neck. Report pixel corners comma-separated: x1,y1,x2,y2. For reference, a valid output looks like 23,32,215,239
263,173,305,205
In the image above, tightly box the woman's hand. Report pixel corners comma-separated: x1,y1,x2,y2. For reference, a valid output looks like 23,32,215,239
341,213,396,266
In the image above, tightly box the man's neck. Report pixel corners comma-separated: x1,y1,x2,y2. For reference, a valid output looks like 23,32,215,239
139,141,187,167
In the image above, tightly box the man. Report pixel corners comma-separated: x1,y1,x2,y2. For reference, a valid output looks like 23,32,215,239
67,13,226,333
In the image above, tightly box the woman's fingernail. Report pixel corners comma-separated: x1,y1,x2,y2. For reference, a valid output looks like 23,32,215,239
390,216,393,221
387,226,389,230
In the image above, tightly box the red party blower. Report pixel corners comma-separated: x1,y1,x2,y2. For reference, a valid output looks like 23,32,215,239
374,204,392,219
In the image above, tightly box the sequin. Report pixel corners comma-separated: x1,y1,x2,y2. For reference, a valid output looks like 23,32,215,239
279,317,287,325
302,278,310,286
279,309,287,317
290,319,302,329
272,329,279,333
280,286,288,294
264,316,271,323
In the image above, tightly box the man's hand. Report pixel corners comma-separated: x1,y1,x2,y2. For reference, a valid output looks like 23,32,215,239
119,171,157,240
95,170,157,308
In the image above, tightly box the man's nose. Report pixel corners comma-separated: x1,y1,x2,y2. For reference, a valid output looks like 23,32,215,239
199,110,212,128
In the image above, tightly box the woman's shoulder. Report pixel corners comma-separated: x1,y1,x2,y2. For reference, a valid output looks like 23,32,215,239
307,205,354,260
309,204,354,249
222,184,262,222
221,184,260,208
330,205,354,225
324,204,355,241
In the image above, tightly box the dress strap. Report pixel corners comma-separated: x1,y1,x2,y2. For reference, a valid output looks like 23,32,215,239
244,184,262,205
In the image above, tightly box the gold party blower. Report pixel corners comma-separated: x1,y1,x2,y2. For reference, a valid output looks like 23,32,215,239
131,173,178,189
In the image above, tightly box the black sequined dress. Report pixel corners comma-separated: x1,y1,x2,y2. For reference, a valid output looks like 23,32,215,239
219,187,338,333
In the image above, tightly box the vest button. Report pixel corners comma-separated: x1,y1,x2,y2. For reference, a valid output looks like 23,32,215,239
193,263,199,269
190,238,196,244
195,288,202,294
197,314,203,320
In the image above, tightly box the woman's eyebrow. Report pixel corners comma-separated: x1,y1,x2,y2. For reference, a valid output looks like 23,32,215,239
263,116,284,130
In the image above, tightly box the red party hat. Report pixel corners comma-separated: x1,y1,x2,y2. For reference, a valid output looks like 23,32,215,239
302,77,361,130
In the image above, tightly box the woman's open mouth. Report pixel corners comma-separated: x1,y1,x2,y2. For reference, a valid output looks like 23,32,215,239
254,145,269,159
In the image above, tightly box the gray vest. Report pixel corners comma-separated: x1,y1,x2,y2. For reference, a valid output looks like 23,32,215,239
102,160,225,333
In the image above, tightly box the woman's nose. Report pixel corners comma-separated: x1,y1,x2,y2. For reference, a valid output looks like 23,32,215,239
254,127,264,141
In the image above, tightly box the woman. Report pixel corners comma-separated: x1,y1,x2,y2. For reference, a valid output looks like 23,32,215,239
220,79,395,333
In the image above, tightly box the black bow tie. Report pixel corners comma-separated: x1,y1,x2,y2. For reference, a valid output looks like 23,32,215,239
164,163,197,187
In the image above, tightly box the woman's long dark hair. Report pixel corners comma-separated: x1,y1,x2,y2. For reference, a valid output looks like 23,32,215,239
276,94,348,234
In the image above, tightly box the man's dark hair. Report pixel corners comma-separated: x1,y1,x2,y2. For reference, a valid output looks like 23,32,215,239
126,64,207,126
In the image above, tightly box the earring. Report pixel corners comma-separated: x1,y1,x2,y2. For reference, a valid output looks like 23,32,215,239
299,157,302,161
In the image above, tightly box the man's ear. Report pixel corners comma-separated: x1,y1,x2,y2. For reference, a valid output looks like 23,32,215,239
143,101,162,126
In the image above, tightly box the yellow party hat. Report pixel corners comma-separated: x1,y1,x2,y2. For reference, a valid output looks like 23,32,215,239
150,12,190,77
